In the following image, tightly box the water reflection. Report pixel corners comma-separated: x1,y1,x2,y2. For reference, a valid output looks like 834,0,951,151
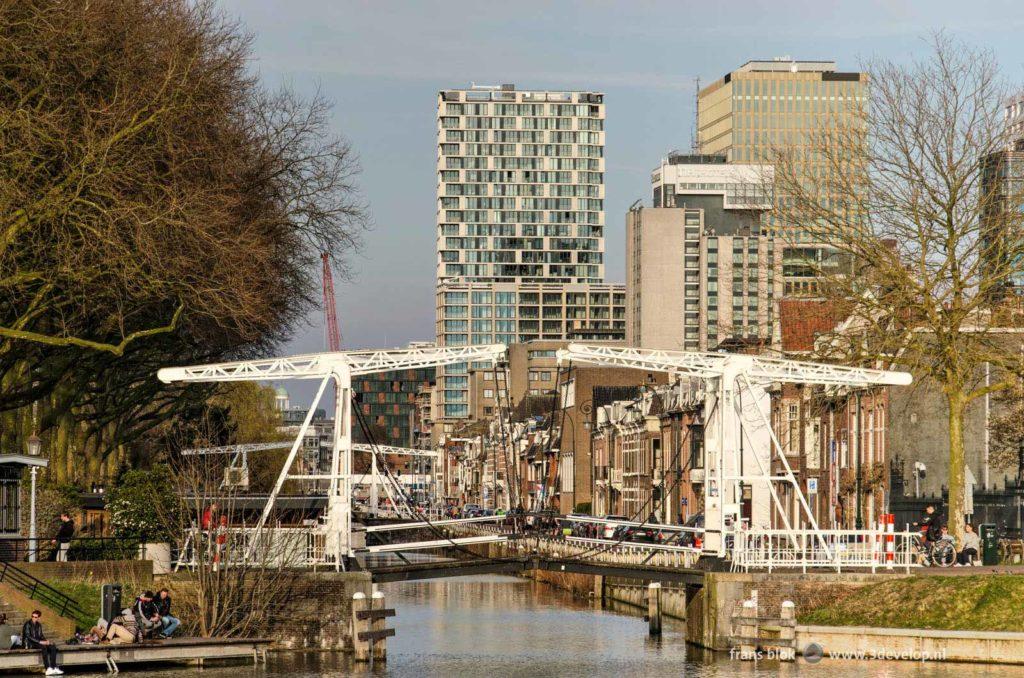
46,574,1024,678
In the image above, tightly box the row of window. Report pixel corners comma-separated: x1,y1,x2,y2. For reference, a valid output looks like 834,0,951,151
440,224,603,238
443,129,602,144
443,210,603,225
443,291,621,305
444,103,602,117
440,197,604,211
440,115,604,131
442,263,601,278
442,250,603,264
445,156,601,172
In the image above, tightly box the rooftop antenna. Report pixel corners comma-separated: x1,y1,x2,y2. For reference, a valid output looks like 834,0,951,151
691,77,701,153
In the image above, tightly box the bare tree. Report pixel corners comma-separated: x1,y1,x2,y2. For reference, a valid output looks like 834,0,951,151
771,34,1024,541
158,452,306,638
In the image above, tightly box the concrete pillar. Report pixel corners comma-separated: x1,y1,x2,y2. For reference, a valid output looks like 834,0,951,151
739,599,757,659
648,582,662,636
779,600,795,661
593,575,604,603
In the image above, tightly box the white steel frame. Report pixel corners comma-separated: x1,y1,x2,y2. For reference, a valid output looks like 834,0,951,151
557,343,911,560
159,344,506,568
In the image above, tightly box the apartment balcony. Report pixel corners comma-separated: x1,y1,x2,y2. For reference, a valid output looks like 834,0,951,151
610,468,623,488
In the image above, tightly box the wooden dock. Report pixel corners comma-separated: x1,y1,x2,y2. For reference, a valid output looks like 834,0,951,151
0,637,270,673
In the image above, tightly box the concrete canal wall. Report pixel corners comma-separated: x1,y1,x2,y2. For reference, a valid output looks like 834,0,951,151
796,625,1024,664
264,571,374,651
688,571,909,650
529,569,690,621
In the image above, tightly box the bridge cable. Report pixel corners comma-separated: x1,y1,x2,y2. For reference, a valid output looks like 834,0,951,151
351,397,523,565
548,395,716,563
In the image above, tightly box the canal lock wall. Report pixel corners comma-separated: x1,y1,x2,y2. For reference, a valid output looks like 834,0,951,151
270,571,374,651
465,540,904,651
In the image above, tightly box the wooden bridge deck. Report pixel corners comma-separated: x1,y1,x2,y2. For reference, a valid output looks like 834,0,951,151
0,637,270,672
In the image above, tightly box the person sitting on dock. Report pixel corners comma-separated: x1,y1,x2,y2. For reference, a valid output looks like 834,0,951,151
22,610,62,675
88,618,135,645
957,523,981,566
155,589,180,638
134,591,162,639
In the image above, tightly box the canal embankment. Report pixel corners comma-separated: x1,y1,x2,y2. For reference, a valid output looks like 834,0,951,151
459,539,1024,664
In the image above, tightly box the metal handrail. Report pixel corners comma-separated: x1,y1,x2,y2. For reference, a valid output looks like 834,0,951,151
0,561,88,625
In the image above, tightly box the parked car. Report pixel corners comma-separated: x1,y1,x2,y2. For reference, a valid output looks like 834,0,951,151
462,503,482,518
616,524,657,543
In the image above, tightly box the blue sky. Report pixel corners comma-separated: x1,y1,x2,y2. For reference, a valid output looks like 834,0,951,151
218,0,1024,404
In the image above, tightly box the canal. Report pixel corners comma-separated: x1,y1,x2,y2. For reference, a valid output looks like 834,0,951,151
57,574,1024,677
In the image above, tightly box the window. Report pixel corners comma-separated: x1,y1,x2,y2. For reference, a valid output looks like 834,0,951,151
483,389,494,399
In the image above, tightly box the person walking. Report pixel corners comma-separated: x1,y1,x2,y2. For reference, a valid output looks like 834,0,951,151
22,610,62,675
51,514,74,562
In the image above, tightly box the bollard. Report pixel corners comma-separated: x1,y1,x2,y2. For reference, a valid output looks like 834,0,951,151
351,592,370,662
647,582,662,636
779,601,796,661
371,590,387,663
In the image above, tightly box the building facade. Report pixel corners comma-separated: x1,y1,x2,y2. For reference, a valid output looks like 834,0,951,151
627,155,780,351
980,145,1024,297
436,281,624,419
435,84,622,422
352,342,436,448
697,59,867,294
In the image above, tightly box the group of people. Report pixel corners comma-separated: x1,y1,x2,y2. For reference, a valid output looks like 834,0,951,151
202,502,229,566
918,504,982,566
17,589,181,675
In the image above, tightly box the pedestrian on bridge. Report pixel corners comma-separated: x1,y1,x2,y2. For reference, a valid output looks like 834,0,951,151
50,514,74,562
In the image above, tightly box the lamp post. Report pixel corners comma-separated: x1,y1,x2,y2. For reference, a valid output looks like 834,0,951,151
26,433,41,563
854,390,864,530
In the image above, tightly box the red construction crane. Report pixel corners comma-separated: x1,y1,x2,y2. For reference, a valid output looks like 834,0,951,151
321,252,341,352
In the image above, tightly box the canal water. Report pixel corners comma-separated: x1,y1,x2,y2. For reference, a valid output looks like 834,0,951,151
55,574,1024,677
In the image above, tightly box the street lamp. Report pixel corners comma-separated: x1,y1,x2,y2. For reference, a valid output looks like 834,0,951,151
854,391,864,530
26,433,41,563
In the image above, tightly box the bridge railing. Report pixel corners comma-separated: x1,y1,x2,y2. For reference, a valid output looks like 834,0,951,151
176,526,321,569
448,524,703,569
731,527,920,573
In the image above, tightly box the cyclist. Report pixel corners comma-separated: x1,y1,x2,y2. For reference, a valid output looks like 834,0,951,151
916,505,942,546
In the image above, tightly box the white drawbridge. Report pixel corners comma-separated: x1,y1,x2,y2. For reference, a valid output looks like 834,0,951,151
557,344,912,559
158,344,506,567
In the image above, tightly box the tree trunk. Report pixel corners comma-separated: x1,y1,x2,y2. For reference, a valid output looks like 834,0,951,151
946,391,967,544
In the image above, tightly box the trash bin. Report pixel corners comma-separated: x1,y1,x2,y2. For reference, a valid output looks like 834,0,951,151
101,583,122,623
979,524,999,566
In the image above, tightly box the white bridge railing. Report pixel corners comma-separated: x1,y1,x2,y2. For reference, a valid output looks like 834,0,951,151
731,527,921,573
176,526,325,569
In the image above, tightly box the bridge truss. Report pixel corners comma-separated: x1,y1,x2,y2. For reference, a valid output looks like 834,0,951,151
557,343,911,559
159,344,506,568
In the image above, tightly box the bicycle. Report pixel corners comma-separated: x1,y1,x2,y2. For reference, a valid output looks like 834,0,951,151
901,533,956,567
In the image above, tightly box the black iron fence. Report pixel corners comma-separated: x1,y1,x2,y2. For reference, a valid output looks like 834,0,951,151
889,458,1024,537
0,536,148,563
0,560,89,627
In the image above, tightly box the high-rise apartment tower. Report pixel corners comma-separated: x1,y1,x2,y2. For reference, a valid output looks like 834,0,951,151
436,84,623,420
